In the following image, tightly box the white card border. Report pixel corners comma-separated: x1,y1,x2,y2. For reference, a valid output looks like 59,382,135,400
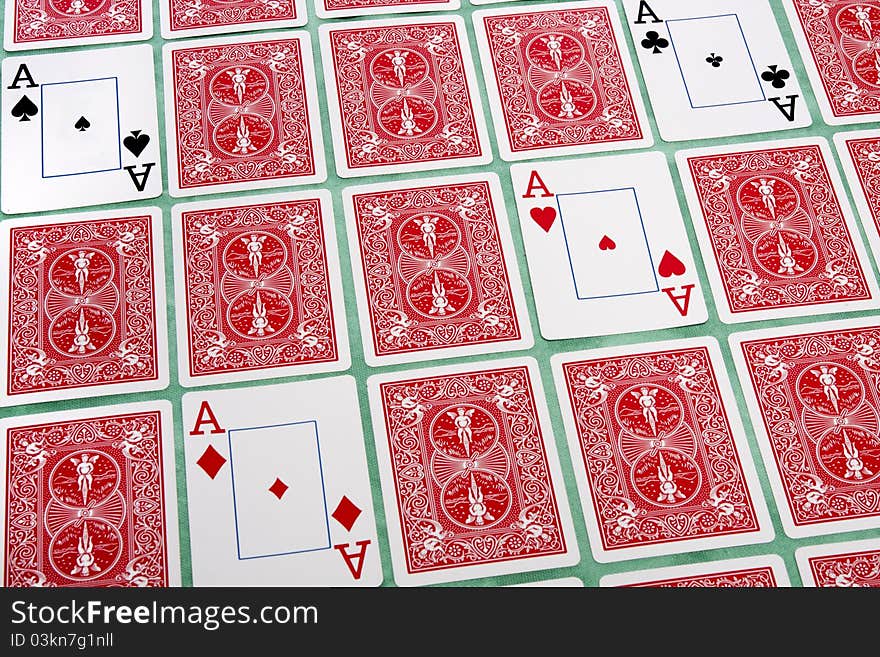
0,207,170,408
599,554,790,587
676,136,880,324
171,190,351,387
4,0,153,51
472,0,654,162
343,172,534,366
318,15,493,179
368,357,580,586
550,336,774,563
729,315,880,538
314,0,460,20
162,31,327,198
782,1,880,127
795,537,880,587
160,0,307,39
0,400,181,586
510,577,584,587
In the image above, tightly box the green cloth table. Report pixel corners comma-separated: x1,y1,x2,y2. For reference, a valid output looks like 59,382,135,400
1,0,878,586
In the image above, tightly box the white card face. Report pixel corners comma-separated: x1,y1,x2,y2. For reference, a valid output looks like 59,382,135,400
600,555,791,587
313,0,460,19
622,0,812,141
1,45,162,214
182,377,383,587
796,538,880,587
510,151,708,340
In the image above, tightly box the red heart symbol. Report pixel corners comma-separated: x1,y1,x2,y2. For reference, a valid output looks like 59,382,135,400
530,207,557,232
658,250,686,277
598,235,616,251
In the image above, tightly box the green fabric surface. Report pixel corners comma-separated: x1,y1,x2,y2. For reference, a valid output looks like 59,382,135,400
1,0,878,587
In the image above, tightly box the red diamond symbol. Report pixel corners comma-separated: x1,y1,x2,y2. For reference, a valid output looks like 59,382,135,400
269,478,289,500
196,445,226,479
331,495,362,531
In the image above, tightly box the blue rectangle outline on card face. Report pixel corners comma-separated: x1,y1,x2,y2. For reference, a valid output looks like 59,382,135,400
227,420,332,561
40,76,122,178
666,13,765,109
557,187,659,301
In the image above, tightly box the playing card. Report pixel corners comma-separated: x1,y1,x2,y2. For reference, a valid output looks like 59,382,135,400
5,0,152,51
834,129,880,268
510,152,708,340
182,377,382,586
730,318,880,538
160,0,306,39
0,208,169,408
319,16,491,178
512,577,584,587
368,358,579,586
344,173,532,366
163,31,325,197
314,0,459,19
1,401,180,587
677,137,879,323
622,0,811,141
473,1,653,161
796,539,880,587
600,555,790,587
1,45,161,214
551,338,773,563
172,191,349,387
785,1,880,125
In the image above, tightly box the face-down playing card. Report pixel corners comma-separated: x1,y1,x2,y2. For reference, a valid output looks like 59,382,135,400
796,538,880,587
622,0,811,141
552,338,774,563
314,0,460,20
182,376,382,586
319,16,492,177
1,401,180,587
1,45,161,214
0,208,169,407
600,555,790,587
785,1,880,125
368,358,579,586
161,0,306,39
172,190,350,387
510,151,708,340
730,318,880,538
472,1,652,161
343,173,532,366
678,137,879,323
5,0,152,51
163,31,325,197
835,129,880,269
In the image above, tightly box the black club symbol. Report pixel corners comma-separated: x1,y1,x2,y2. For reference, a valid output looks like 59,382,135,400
706,53,723,68
641,30,669,54
761,65,791,89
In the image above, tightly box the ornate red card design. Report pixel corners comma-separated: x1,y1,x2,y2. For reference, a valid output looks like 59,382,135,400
346,176,529,364
555,340,771,561
476,3,648,158
6,0,148,49
787,1,880,123
164,32,323,195
175,193,346,385
798,540,880,587
317,0,456,18
2,405,179,587
681,141,875,321
371,361,576,584
164,0,301,36
321,17,489,176
624,567,778,588
2,210,166,405
836,131,880,267
733,322,880,536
